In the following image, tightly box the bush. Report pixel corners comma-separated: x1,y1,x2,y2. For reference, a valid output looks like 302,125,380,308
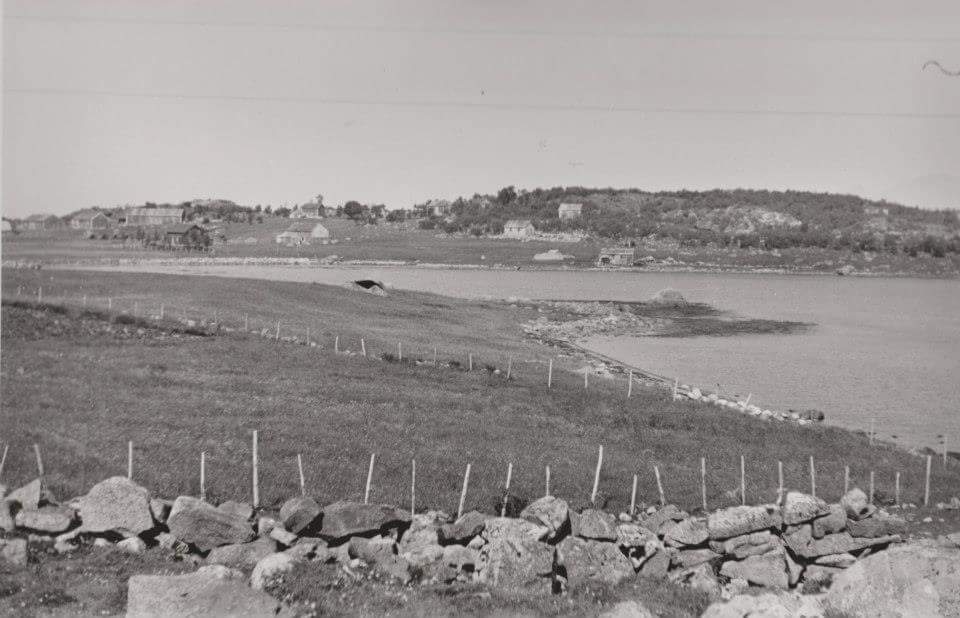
418,218,437,230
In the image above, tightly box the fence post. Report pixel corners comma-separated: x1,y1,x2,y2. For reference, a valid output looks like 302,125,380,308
547,359,553,388
627,370,633,398
457,464,471,519
200,452,206,501
364,453,376,504
127,441,133,479
590,445,603,504
777,461,784,504
410,460,416,515
740,455,746,505
501,462,513,517
545,465,551,497
844,465,850,496
34,444,45,478
630,474,638,515
297,454,306,496
654,465,665,506
252,430,260,508
924,455,932,506
700,457,707,511
0,444,8,479
809,455,817,498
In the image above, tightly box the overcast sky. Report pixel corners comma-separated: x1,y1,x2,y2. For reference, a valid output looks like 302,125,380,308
3,0,959,218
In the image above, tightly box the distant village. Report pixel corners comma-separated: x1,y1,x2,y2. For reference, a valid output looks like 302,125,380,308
1,196,643,266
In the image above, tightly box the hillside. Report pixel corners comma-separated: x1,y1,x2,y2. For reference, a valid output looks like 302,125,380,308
431,187,960,256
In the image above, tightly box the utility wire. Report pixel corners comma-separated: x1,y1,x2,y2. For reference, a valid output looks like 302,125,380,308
5,86,958,120
7,14,960,44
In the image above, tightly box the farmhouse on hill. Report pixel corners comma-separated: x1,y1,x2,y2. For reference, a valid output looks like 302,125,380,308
503,219,536,239
163,224,210,250
596,246,637,267
275,221,330,245
558,202,583,220
69,209,111,230
21,214,64,230
292,202,325,219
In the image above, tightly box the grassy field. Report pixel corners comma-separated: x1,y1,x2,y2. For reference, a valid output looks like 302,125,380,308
3,268,958,517
5,218,959,276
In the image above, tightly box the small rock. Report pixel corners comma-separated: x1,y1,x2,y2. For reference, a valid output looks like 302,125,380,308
811,504,846,538
708,505,782,540
615,523,657,548
318,500,409,540
672,547,722,569
840,488,874,521
520,496,569,539
250,552,296,590
207,537,277,569
150,498,172,524
167,496,254,551
719,548,790,589
0,538,28,566
576,509,618,541
782,492,830,525
117,536,147,554
15,505,75,533
556,536,634,588
598,600,657,618
662,517,709,547
846,512,907,538
269,527,298,547
257,516,279,537
5,479,43,510
279,496,321,535
217,501,253,522
439,510,488,543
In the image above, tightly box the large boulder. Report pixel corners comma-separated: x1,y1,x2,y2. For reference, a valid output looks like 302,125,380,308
207,537,277,569
556,537,634,588
520,496,569,539
811,504,846,538
79,477,154,535
702,592,824,618
167,496,254,551
439,510,489,544
846,512,907,538
840,488,874,520
824,540,960,617
318,501,409,540
719,548,790,589
575,509,618,541
278,496,321,535
783,525,900,559
15,505,75,533
781,492,830,525
5,479,43,510
398,512,445,568
708,505,782,540
662,517,709,547
476,517,554,590
250,552,297,591
127,566,288,617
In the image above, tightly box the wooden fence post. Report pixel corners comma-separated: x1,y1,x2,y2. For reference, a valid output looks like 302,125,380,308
545,465,551,497
869,470,875,504
251,430,259,508
777,461,784,504
630,474,638,514
410,460,416,515
34,444,45,477
200,452,206,501
457,464,471,519
297,454,306,496
654,465,665,506
501,462,513,517
584,368,589,389
506,357,512,380
809,455,817,498
547,359,553,388
700,457,707,511
335,335,340,353
0,444,8,479
364,453,376,504
924,455,932,506
627,370,633,398
468,353,473,371
361,338,367,357
398,341,402,361
739,455,746,505
127,441,133,479
275,320,280,341
844,465,850,496
895,471,901,506
590,445,603,504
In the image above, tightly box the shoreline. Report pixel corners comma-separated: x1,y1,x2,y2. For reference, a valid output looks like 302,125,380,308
8,254,959,280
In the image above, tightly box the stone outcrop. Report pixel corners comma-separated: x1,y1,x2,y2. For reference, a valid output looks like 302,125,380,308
127,566,288,617
166,496,254,551
79,477,154,535
318,501,409,540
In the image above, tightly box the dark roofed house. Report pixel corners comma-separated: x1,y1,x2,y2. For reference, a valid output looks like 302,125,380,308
70,209,111,230
596,246,637,267
163,224,210,250
558,202,583,220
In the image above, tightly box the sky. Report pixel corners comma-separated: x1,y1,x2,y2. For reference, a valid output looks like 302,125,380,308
2,0,959,218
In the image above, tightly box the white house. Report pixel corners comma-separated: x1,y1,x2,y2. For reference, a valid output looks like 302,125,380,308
275,221,330,245
558,202,583,220
503,219,536,239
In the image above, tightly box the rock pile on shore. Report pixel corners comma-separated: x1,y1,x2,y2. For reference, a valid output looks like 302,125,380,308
3,475,958,616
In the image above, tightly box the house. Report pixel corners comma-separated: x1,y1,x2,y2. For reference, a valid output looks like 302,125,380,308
503,219,536,239
69,209,111,230
292,203,325,219
558,202,583,220
596,247,637,267
124,206,185,227
275,221,330,245
21,214,63,230
864,205,889,216
163,224,210,250
414,199,452,218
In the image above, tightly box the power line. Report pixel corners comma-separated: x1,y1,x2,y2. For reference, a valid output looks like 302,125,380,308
7,14,960,44
5,86,958,120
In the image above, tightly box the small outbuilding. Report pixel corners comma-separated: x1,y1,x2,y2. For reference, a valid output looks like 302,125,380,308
596,247,637,267
70,209,112,230
558,202,583,220
503,219,536,239
164,224,211,250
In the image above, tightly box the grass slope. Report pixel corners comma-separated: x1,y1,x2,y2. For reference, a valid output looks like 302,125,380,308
3,268,958,516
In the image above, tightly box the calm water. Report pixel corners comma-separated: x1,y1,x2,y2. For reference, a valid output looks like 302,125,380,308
81,264,960,448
